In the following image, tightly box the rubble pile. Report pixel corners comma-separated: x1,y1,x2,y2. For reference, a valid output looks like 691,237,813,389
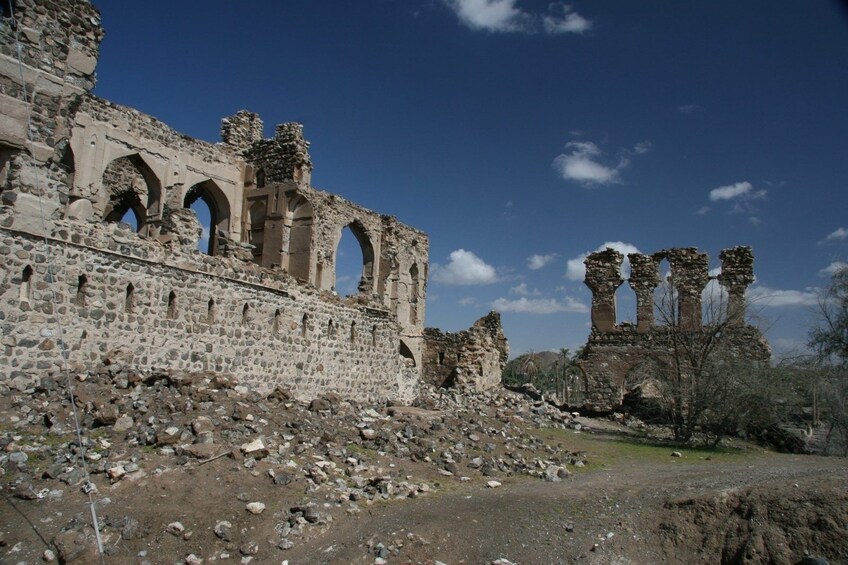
0,358,589,563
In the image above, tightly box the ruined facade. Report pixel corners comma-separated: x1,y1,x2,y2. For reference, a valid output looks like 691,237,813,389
0,0,503,403
422,311,509,390
578,246,770,411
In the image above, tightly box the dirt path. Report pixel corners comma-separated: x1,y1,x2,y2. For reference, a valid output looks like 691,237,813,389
283,452,848,564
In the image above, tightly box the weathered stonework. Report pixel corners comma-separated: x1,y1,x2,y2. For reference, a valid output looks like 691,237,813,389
421,312,509,391
0,0,490,402
577,246,770,411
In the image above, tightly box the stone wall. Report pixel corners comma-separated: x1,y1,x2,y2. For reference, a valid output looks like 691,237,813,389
422,312,509,390
577,246,770,411
0,0,436,402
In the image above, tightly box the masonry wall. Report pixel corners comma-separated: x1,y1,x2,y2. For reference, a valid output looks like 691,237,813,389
0,211,416,402
577,246,771,411
421,312,509,390
0,0,430,402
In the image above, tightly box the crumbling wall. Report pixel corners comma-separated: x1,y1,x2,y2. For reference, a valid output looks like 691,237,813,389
0,0,431,403
422,312,509,391
577,246,770,411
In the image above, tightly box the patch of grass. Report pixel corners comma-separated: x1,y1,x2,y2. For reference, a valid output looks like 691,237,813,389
531,426,759,470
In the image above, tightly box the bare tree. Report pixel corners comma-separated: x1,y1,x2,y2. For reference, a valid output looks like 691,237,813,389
808,267,848,454
651,274,772,445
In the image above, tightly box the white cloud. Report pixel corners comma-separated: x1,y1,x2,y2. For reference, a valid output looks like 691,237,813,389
445,0,591,34
527,253,557,270
821,227,848,244
633,140,652,155
708,181,767,202
432,249,499,285
509,282,541,296
458,297,479,306
553,141,621,185
565,241,641,281
542,4,592,34
678,104,704,114
491,296,588,314
819,261,848,277
696,206,711,215
746,285,819,308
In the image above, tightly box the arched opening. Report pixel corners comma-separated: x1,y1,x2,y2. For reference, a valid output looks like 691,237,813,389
125,283,134,313
256,168,266,189
333,221,374,296
246,199,267,263
184,180,231,256
350,320,356,343
654,258,675,326
327,318,336,338
207,298,215,324
615,283,635,327
273,308,281,334
76,274,87,307
241,303,250,327
371,324,378,347
59,143,75,190
285,193,313,282
301,313,309,338
167,290,177,319
408,263,420,325
20,265,32,302
101,154,161,233
399,339,416,367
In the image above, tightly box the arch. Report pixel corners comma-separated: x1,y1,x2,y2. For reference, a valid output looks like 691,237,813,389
207,298,216,324
653,258,675,326
255,167,266,189
615,283,635,327
20,265,33,302
101,154,161,233
333,220,375,295
399,339,416,367
350,320,357,343
285,193,313,281
371,324,378,347
167,290,177,319
241,303,250,327
76,274,87,307
301,313,309,338
327,318,336,338
273,308,281,334
408,263,420,325
124,283,135,313
184,180,231,256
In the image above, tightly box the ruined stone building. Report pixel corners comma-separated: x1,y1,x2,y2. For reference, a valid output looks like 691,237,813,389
577,246,770,411
0,0,506,402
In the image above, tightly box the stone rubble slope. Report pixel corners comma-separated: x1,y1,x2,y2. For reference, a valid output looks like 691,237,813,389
0,357,587,564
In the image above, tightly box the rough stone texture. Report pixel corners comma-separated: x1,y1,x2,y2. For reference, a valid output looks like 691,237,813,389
422,312,509,390
577,246,770,411
0,0,493,403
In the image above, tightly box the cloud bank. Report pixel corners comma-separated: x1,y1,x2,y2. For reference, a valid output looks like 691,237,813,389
565,241,641,281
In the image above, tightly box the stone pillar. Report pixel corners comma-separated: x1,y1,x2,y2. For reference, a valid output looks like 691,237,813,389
628,253,660,333
718,246,755,325
667,248,709,330
584,248,624,334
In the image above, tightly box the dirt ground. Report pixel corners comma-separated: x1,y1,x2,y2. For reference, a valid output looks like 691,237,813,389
1,370,846,565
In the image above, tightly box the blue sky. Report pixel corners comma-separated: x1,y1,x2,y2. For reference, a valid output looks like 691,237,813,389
93,1,848,359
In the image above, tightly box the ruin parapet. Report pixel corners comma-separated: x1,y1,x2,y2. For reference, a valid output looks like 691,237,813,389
577,245,768,411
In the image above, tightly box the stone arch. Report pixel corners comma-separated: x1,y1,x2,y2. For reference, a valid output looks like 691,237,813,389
0,144,20,195
285,192,313,282
184,179,231,256
399,339,416,367
654,258,675,326
333,220,375,295
101,154,162,233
